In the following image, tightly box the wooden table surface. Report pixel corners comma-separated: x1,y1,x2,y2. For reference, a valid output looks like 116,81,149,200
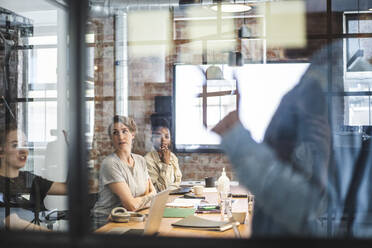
95,186,252,239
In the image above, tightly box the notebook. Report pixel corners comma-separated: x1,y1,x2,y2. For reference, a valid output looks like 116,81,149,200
107,189,170,236
171,215,239,232
183,193,205,199
169,187,192,195
165,198,202,208
163,207,195,218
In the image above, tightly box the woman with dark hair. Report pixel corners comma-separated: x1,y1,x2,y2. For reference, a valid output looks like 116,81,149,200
92,115,156,229
145,118,182,192
0,124,67,231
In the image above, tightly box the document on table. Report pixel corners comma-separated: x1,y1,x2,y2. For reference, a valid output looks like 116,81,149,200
180,181,239,187
166,198,202,208
203,187,217,193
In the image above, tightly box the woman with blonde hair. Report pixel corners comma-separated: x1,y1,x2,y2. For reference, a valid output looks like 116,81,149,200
92,115,156,229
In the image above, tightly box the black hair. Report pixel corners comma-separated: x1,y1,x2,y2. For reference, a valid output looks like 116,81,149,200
0,123,19,147
151,118,170,132
0,123,21,168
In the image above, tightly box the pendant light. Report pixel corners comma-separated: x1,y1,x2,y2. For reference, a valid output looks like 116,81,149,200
206,50,224,80
210,0,252,13
238,0,252,38
206,65,224,80
206,4,224,81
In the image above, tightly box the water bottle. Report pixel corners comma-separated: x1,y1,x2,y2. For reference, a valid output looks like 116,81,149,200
217,168,230,221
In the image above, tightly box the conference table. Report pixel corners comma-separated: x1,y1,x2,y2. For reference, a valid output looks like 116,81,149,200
96,182,252,239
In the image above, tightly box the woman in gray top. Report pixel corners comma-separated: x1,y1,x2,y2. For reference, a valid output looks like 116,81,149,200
92,116,156,229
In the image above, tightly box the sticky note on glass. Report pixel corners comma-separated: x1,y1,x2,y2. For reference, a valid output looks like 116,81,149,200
185,6,236,54
128,10,172,57
265,0,306,49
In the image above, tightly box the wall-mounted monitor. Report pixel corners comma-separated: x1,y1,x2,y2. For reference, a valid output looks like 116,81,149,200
173,63,310,152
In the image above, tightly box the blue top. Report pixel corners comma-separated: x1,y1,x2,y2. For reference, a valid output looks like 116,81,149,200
220,40,372,237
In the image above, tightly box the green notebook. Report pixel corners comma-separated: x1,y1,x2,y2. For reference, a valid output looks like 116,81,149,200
163,207,196,218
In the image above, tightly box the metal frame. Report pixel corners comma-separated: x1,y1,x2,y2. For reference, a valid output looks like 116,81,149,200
3,0,372,246
67,0,90,239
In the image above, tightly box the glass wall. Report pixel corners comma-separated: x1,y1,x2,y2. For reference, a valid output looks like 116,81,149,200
87,0,372,239
0,0,69,232
2,0,372,246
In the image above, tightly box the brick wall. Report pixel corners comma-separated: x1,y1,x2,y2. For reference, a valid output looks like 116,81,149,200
88,17,116,170
88,14,236,182
127,79,236,180
90,8,346,184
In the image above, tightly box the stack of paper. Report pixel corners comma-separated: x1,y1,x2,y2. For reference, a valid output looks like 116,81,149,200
203,187,217,193
166,198,202,208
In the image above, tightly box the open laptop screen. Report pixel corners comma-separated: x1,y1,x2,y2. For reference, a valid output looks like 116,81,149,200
143,190,170,235
108,190,170,236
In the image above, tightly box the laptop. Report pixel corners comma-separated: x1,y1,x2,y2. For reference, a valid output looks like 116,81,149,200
107,189,170,236
169,186,191,195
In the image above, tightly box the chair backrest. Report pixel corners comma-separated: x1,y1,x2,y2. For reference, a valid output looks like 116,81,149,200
88,193,98,210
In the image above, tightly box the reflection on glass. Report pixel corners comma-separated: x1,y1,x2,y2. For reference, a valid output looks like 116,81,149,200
241,39,264,63
38,0,372,240
206,95,236,129
345,96,371,125
174,63,309,148
26,101,57,144
0,0,69,232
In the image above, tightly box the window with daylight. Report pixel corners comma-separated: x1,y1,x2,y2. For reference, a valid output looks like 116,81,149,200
344,12,372,126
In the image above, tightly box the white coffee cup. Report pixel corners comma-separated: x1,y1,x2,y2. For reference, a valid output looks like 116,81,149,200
193,185,204,195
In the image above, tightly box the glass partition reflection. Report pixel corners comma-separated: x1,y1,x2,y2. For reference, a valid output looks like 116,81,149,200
0,0,69,232
84,0,372,239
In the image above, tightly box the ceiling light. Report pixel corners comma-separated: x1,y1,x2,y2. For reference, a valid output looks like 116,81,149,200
206,65,224,80
210,4,252,13
239,25,251,38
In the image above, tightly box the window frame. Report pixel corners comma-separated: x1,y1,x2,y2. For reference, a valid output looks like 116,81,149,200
342,11,372,126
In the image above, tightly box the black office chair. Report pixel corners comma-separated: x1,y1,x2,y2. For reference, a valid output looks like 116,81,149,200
44,193,98,223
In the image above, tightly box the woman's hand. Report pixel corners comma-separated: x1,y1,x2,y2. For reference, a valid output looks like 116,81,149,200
147,179,157,196
47,182,67,195
159,143,171,164
6,213,50,231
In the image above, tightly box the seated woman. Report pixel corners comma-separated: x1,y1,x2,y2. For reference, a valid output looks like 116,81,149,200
145,118,182,192
0,124,67,231
92,115,156,229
